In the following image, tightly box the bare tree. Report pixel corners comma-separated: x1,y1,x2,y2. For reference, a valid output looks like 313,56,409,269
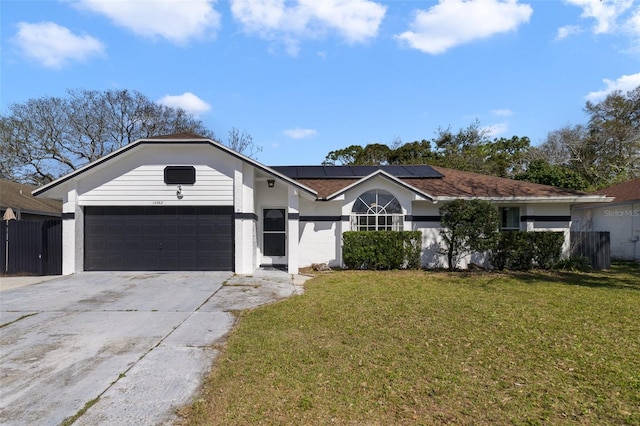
226,127,262,159
534,86,640,187
0,89,216,185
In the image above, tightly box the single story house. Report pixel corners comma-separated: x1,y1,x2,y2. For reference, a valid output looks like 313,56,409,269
572,178,640,261
34,134,610,275
1,179,62,221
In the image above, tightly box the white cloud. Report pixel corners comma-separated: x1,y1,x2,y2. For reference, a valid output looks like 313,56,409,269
395,0,532,55
74,0,221,44
562,0,633,34
627,6,640,40
230,0,386,55
157,92,211,115
491,108,514,117
585,72,640,101
483,122,508,137
283,128,317,139
556,24,583,40
13,21,104,69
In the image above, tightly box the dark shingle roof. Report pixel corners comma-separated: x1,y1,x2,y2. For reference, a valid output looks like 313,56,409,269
0,179,62,215
287,165,588,199
147,132,208,140
594,178,640,202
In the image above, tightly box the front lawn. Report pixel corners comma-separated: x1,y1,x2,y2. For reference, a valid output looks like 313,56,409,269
179,263,640,425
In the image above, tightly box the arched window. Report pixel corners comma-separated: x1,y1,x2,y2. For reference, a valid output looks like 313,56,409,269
351,190,403,231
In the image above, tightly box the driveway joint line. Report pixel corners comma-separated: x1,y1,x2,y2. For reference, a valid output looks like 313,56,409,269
62,279,229,424
0,312,38,328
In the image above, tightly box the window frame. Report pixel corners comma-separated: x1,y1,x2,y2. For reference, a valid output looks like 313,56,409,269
164,166,196,185
500,206,521,231
350,190,404,232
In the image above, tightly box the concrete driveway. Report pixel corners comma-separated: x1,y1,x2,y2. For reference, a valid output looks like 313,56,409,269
0,271,306,425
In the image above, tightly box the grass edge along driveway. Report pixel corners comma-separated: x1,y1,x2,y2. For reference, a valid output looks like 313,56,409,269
179,263,640,426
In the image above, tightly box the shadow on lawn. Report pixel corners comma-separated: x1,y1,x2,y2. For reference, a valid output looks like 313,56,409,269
505,261,640,291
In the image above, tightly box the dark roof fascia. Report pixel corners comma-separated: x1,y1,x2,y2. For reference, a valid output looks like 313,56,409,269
1,208,61,218
34,139,317,198
323,170,434,201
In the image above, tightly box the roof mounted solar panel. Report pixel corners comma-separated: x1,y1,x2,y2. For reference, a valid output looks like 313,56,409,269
271,165,443,179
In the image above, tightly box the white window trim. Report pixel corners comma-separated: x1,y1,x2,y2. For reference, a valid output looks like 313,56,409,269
350,190,404,231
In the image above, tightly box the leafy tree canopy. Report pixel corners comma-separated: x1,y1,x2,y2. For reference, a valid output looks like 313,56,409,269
514,159,589,191
323,121,530,178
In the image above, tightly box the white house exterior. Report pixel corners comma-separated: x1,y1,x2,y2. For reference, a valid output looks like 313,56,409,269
572,178,640,261
34,134,611,275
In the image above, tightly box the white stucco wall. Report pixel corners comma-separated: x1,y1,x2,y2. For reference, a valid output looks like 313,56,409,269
235,164,256,274
298,198,342,268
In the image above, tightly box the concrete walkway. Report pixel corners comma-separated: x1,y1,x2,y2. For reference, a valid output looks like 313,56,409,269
0,271,309,425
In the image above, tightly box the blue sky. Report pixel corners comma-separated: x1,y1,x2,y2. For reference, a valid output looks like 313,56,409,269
2,0,640,166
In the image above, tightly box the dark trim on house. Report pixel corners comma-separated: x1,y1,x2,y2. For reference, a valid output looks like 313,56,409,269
14,209,62,218
520,215,571,222
299,215,342,222
288,213,300,220
411,215,441,222
234,212,258,221
61,213,75,220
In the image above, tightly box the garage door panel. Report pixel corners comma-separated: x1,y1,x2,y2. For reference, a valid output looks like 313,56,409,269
84,206,233,271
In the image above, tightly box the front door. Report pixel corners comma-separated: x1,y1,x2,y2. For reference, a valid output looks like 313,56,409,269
262,208,286,265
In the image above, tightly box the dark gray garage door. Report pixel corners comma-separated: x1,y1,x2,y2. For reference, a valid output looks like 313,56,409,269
84,206,233,271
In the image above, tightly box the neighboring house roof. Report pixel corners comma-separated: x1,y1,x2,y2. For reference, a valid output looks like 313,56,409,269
594,177,640,202
280,165,607,202
0,179,62,216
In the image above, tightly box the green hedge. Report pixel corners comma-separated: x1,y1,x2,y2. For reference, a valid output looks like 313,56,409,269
342,231,422,270
491,231,565,271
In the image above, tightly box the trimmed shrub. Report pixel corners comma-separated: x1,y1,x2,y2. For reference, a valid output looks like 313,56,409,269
342,231,422,270
491,231,564,271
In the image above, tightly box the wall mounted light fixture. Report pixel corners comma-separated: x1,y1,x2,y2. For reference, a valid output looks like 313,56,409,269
267,179,275,188
176,185,184,199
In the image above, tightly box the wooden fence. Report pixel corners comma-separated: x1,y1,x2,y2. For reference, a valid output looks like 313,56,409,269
1,219,62,276
570,231,610,270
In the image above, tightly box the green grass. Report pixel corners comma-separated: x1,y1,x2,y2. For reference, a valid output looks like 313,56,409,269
179,263,640,425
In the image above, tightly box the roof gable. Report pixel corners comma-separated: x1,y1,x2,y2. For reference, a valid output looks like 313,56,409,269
323,170,434,201
34,136,317,198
